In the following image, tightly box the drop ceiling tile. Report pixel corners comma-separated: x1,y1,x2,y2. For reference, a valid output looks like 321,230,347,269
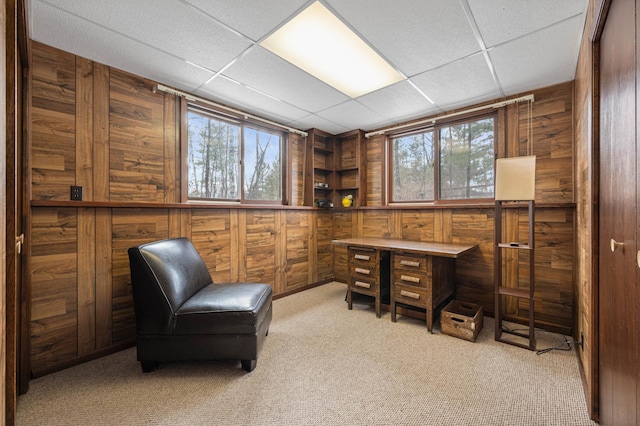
29,0,590,133
30,1,212,92
288,114,351,135
222,46,349,113
316,101,388,131
411,53,503,111
357,80,440,125
184,0,310,41
32,0,252,72
468,0,588,47
489,16,584,95
195,77,310,127
327,0,481,77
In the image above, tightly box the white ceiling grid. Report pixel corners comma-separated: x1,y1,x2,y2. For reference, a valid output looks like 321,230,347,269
28,0,588,134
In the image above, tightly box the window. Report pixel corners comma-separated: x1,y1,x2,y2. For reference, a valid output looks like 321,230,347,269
390,115,495,202
243,126,282,201
392,130,435,201
187,106,283,203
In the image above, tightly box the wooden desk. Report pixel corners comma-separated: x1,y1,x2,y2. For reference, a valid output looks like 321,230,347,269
332,238,476,331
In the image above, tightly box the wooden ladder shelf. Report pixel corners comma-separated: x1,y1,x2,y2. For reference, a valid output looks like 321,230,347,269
494,199,536,350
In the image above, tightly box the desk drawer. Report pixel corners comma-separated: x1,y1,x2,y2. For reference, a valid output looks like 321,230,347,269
349,277,377,296
393,283,428,308
352,265,375,279
393,272,428,288
393,253,428,274
349,247,378,268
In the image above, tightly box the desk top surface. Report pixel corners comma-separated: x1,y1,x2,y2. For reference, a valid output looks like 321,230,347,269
332,237,476,258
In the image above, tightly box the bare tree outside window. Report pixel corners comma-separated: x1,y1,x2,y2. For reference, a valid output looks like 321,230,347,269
187,107,283,203
244,127,281,201
392,131,435,201
390,115,495,202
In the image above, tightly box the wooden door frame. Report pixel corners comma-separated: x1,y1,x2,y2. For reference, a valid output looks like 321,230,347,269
588,0,610,421
4,0,28,423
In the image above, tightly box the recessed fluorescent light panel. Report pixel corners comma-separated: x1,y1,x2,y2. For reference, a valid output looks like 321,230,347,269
261,1,404,98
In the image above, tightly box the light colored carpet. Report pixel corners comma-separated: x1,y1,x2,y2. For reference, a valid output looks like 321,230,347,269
17,282,596,425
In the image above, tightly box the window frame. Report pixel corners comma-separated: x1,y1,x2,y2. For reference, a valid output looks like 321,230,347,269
183,101,288,205
387,111,498,205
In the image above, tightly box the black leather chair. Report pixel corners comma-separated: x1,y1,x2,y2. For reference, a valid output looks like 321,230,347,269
127,237,272,372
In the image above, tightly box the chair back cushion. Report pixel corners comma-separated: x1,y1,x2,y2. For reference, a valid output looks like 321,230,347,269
128,237,213,335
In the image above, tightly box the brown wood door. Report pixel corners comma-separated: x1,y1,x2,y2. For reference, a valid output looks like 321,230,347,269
598,0,638,424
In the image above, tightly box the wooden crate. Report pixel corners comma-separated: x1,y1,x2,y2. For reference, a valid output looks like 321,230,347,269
441,300,483,342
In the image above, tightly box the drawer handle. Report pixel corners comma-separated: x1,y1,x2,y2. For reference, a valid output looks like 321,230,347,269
400,275,420,283
400,290,420,300
354,254,370,261
355,268,370,275
400,260,420,267
354,281,371,289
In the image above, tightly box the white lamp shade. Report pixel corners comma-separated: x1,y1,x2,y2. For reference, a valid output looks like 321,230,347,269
495,155,536,201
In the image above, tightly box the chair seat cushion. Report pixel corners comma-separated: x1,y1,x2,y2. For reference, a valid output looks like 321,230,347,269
174,283,272,335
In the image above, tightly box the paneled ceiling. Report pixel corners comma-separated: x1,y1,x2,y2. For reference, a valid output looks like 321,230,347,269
28,0,588,135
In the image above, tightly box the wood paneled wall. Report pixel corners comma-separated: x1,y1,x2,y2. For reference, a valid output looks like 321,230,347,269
27,41,577,377
28,42,332,376
353,81,576,333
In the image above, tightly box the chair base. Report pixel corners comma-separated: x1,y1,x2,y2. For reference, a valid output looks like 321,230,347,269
137,304,272,373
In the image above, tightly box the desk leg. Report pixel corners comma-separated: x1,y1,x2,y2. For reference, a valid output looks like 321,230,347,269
391,299,396,322
347,286,353,310
426,310,433,333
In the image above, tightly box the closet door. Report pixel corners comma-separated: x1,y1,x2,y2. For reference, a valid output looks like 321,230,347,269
598,0,638,424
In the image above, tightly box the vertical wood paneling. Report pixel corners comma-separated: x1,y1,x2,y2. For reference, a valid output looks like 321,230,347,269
316,211,334,282
388,210,402,239
274,210,286,293
524,84,574,203
30,208,78,376
531,209,574,328
362,210,392,238
180,210,192,241
245,210,276,283
452,209,494,310
505,103,520,157
401,210,435,242
191,209,232,283
289,134,305,206
168,210,181,238
284,211,309,291
366,134,385,206
76,58,93,200
163,93,178,203
333,211,353,283
77,208,96,355
93,63,110,201
433,210,453,243
233,210,245,282
503,209,522,314
308,211,318,283
31,43,76,201
110,209,169,343
109,70,165,202
95,209,112,348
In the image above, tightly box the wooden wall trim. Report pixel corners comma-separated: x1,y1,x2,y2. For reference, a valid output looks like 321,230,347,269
30,200,577,210
2,0,9,420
